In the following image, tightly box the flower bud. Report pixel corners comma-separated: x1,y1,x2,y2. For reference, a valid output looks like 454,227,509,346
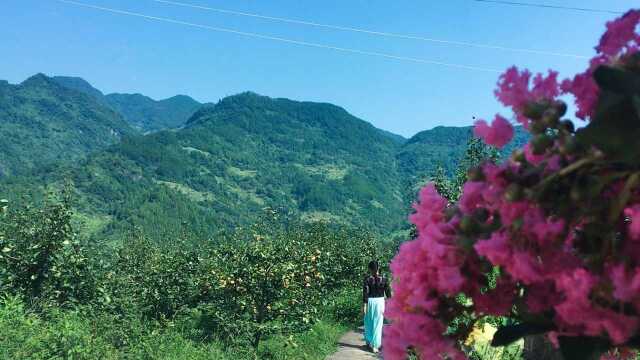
541,109,560,128
473,208,490,223
560,136,581,156
569,185,584,202
529,120,547,135
459,216,480,234
467,167,485,182
553,101,567,117
522,102,547,120
512,150,526,164
559,119,575,133
445,205,459,221
532,134,553,155
504,183,524,202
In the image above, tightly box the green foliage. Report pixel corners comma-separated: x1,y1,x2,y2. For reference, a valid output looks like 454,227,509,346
399,125,528,204
0,76,530,242
2,91,412,241
196,214,378,348
0,74,134,177
104,93,202,132
0,194,381,358
0,296,118,360
576,64,640,163
0,197,95,306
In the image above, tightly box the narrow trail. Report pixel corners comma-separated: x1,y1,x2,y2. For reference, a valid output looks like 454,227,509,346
326,327,383,360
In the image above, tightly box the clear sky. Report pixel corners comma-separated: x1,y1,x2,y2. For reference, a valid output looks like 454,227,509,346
1,0,636,137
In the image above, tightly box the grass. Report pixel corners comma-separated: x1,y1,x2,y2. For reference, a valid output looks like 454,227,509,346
154,180,214,202
258,320,348,360
0,296,349,360
296,164,349,181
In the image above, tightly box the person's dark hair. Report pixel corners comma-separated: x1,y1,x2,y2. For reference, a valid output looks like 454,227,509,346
368,260,379,273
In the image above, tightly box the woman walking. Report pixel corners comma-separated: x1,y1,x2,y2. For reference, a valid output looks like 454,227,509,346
362,260,391,353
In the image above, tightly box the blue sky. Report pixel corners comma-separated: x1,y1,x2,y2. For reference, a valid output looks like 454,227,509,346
1,0,635,137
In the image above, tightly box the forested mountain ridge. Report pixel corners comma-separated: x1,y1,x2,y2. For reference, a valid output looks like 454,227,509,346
397,125,529,189
1,74,528,241
1,91,409,240
0,74,135,177
52,75,202,132
104,93,202,132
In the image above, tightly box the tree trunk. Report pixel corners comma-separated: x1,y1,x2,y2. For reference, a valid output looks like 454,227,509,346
523,335,564,360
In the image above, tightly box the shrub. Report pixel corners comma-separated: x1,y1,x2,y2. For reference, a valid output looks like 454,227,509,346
0,296,117,359
384,10,640,360
0,196,95,306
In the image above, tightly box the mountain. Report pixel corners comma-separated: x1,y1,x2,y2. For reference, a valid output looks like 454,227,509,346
0,75,532,242
52,76,107,104
0,74,135,177
104,93,202,132
52,76,202,132
377,129,406,144
5,92,407,240
397,125,529,180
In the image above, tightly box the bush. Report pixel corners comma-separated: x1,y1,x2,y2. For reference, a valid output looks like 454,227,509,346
0,196,95,306
0,296,117,359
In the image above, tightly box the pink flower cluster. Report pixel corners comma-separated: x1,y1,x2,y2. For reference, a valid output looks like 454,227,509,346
562,10,640,120
383,185,468,359
473,115,513,149
385,10,640,360
472,9,639,147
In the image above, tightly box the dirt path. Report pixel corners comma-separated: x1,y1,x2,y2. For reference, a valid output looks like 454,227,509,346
326,328,382,360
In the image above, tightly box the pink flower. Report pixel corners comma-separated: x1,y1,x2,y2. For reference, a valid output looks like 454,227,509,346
474,231,512,265
473,115,514,149
474,279,516,315
524,142,546,164
459,181,486,214
560,66,601,120
610,265,640,303
530,217,565,246
624,205,640,240
526,281,561,313
495,67,560,126
532,70,560,100
509,252,544,284
409,184,447,234
562,10,640,120
596,10,640,57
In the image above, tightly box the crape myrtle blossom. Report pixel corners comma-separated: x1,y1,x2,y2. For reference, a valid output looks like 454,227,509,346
384,9,640,360
473,115,514,149
562,10,640,120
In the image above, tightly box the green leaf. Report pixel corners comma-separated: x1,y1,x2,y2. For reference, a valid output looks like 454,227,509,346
491,323,555,346
576,92,640,164
593,66,640,97
558,336,608,360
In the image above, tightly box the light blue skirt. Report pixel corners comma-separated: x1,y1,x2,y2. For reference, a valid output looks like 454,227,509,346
364,297,385,349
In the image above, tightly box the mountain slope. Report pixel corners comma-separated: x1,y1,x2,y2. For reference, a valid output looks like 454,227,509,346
397,125,529,177
0,75,532,242
52,76,107,104
0,74,135,177
52,76,202,132
104,93,202,132
24,92,407,239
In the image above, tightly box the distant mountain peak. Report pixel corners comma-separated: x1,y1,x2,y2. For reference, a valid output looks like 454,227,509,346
52,75,105,102
22,73,54,87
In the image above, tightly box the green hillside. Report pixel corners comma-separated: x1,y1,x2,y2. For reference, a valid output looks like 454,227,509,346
0,74,529,242
52,75,202,132
0,74,134,177
3,92,409,240
397,125,529,189
105,93,202,132
52,76,108,105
